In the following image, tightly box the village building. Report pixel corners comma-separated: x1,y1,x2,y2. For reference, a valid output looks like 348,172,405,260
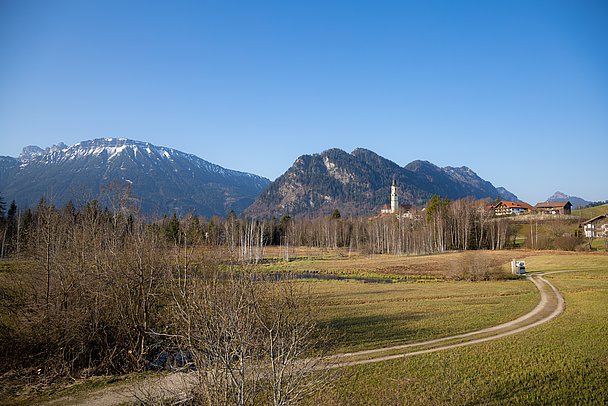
380,177,399,214
492,200,534,216
484,204,496,215
535,201,573,215
380,204,392,214
581,214,608,238
374,177,413,219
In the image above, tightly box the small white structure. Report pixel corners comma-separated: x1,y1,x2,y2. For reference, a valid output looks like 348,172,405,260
511,259,526,275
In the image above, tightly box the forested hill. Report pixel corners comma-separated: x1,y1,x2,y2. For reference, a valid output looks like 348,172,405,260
0,138,270,217
246,148,517,218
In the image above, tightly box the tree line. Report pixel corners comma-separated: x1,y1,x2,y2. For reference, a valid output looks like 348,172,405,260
0,194,331,405
0,194,516,261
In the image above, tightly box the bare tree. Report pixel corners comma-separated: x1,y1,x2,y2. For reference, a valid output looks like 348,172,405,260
255,281,331,406
169,266,331,405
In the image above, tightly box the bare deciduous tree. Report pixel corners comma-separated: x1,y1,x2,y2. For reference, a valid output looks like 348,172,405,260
169,266,331,405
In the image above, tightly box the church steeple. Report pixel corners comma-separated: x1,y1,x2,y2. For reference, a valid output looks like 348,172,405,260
390,176,398,213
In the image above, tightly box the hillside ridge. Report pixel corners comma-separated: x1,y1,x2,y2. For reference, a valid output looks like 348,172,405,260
247,148,516,218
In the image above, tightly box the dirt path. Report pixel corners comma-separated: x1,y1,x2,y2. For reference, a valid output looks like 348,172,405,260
46,272,566,405
322,273,564,368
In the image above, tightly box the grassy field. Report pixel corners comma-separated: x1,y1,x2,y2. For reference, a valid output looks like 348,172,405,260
296,252,608,355
3,251,606,405
305,254,608,405
259,251,608,356
256,249,554,280
573,203,608,220
307,278,537,353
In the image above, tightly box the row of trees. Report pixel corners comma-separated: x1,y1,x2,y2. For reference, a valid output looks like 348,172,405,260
4,191,591,267
0,195,516,261
202,196,515,257
0,196,330,404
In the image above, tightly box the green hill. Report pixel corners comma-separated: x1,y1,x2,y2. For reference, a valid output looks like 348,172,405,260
573,204,608,220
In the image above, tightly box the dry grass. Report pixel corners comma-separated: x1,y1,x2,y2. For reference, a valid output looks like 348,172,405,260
305,255,608,405
6,251,606,405
255,249,585,280
305,277,538,353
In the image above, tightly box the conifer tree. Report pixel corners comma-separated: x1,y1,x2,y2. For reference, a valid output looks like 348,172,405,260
167,212,180,243
0,194,5,220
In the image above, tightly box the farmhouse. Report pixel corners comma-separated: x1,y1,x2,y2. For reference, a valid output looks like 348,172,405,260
535,201,572,215
492,201,534,216
581,214,608,238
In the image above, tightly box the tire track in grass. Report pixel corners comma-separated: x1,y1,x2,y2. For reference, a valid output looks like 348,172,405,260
323,273,564,368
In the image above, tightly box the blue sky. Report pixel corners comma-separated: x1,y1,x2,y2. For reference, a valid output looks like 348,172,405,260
1,0,607,203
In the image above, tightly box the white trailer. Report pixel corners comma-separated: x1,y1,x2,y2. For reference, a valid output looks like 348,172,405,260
511,259,526,275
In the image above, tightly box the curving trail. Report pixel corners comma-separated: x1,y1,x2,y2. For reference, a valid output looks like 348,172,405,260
48,272,566,405
321,273,565,368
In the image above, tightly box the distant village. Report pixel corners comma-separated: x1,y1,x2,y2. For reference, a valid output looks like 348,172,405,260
374,178,608,239
487,200,608,238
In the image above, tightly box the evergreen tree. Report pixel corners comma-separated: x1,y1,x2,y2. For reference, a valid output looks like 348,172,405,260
7,200,17,220
0,194,5,220
3,201,18,257
22,208,32,231
426,195,449,223
167,213,180,243
279,214,292,240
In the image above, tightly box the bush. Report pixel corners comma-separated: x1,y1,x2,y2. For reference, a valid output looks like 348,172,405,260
451,251,506,281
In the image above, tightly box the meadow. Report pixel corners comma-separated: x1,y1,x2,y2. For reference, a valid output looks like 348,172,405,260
256,249,550,279
2,251,607,405
305,278,537,353
304,253,608,405
573,203,608,220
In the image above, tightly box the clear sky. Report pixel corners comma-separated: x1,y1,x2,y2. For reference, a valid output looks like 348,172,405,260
1,0,607,203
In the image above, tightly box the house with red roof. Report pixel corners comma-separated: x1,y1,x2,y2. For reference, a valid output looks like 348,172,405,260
492,201,534,216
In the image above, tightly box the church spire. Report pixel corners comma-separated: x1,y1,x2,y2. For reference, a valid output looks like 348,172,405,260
391,175,398,213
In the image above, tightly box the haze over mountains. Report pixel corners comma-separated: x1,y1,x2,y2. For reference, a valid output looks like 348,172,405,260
0,139,521,218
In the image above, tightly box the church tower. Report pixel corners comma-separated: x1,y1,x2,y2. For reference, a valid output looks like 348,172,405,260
390,176,399,213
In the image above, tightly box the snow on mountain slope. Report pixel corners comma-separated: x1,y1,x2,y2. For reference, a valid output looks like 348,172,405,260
1,138,270,217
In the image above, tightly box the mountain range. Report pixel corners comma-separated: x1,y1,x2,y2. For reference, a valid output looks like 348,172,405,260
247,148,517,217
1,139,520,218
0,138,270,217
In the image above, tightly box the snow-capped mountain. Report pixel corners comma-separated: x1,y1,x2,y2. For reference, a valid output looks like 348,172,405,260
0,138,270,217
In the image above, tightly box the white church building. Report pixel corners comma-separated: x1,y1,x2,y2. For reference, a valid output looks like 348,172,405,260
380,177,399,214
375,176,414,219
